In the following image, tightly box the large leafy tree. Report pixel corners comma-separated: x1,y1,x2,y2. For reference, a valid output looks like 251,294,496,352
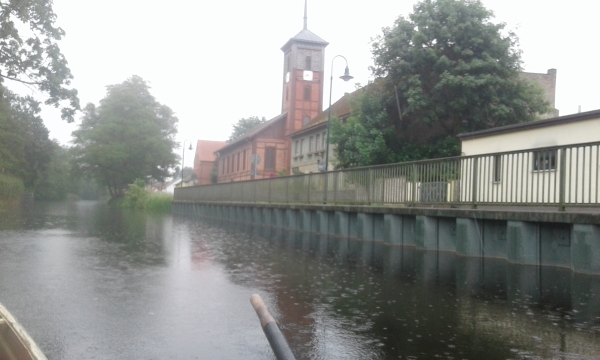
71,75,178,199
0,0,79,121
227,116,266,142
333,0,548,167
0,85,54,189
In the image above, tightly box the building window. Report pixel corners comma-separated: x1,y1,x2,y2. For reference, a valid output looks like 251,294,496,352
322,132,327,149
303,115,309,126
265,147,276,171
493,155,501,182
304,85,311,101
295,140,299,155
533,149,557,171
305,55,312,70
315,134,320,150
286,88,289,101
286,55,291,71
309,136,313,152
243,150,247,170
221,158,224,175
300,139,304,155
237,153,240,172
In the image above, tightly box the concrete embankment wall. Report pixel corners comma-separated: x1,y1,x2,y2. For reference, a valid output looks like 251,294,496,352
172,201,600,275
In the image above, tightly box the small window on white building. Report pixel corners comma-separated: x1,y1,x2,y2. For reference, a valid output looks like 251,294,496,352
533,149,557,171
315,134,320,150
309,136,313,152
295,140,299,155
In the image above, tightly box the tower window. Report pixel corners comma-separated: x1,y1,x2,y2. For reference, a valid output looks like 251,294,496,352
286,55,291,71
286,88,289,101
305,55,312,70
303,116,309,126
304,85,311,101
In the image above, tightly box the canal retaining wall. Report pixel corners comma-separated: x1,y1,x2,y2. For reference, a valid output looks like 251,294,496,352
172,201,600,275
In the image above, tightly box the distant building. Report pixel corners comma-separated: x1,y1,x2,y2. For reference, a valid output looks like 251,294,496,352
193,140,226,185
215,9,328,182
288,92,354,173
519,68,558,119
458,108,600,155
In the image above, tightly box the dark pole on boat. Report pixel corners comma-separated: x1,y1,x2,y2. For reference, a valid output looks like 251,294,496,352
250,294,296,360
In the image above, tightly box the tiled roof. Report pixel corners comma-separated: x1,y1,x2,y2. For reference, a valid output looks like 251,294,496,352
194,140,227,162
216,113,288,153
288,90,359,138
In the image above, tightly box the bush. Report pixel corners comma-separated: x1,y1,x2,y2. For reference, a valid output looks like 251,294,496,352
120,179,172,212
0,174,25,204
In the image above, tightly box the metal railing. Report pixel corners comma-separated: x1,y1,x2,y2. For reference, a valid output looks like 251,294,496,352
175,141,600,210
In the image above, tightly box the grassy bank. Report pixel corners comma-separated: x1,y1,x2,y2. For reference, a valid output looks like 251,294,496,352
118,179,173,212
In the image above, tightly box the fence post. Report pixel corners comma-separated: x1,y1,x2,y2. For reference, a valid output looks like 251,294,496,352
307,173,311,204
268,178,272,204
368,168,374,205
323,172,328,204
333,171,339,204
286,176,290,203
411,164,418,206
558,147,567,211
471,157,479,209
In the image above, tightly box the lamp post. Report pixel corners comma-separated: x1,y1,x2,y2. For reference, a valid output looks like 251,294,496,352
325,55,353,172
180,139,193,187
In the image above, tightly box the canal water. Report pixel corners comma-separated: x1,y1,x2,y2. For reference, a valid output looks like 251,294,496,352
1,201,600,359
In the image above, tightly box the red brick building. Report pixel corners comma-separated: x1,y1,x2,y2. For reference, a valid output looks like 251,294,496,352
215,16,328,182
193,140,226,185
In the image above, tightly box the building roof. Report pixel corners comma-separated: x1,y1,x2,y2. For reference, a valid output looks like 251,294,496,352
194,140,227,162
457,108,600,141
216,112,288,154
281,28,328,51
289,90,359,138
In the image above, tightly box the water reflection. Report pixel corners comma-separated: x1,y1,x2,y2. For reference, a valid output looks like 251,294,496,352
0,201,599,359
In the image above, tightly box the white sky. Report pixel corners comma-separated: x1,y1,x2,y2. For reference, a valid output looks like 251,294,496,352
12,0,600,168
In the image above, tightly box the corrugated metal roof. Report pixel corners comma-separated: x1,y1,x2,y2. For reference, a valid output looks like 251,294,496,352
458,108,600,140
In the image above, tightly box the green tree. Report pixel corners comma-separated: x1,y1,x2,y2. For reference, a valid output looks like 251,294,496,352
330,87,397,168
333,0,548,167
227,116,266,142
71,75,178,199
0,0,79,121
0,86,54,189
33,141,70,200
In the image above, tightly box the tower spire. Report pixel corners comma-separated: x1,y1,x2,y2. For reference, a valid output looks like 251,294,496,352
303,0,308,29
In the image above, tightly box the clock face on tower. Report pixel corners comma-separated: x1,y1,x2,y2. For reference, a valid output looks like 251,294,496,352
303,70,313,81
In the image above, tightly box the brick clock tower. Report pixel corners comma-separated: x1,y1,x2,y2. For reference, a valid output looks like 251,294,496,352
280,1,328,137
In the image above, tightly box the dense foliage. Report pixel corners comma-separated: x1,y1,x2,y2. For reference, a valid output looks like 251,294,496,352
120,179,172,212
332,0,548,168
0,0,79,121
71,76,178,199
227,116,267,142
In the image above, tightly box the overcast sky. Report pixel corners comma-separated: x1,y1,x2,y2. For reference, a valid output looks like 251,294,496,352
12,0,600,167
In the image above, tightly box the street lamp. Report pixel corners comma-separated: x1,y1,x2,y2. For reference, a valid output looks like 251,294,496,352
325,55,353,172
180,139,193,187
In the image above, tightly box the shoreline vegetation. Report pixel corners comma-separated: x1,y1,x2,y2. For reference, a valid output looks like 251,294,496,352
117,179,173,212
